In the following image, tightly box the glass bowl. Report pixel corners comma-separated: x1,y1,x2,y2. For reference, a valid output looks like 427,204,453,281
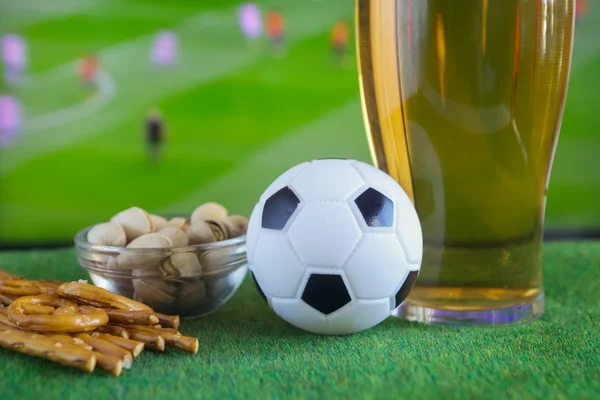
74,225,247,318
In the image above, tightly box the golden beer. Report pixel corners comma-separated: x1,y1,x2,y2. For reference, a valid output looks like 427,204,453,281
356,0,574,324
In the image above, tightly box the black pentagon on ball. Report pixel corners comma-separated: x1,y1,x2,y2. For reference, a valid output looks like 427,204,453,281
262,187,300,230
301,274,351,315
251,271,268,304
393,270,419,309
354,187,394,227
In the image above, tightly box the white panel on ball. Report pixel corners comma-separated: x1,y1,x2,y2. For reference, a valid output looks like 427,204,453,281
288,202,362,268
344,234,410,299
327,298,391,335
271,298,329,334
259,162,309,203
251,230,306,298
395,200,423,266
246,203,263,263
351,160,423,265
290,159,365,201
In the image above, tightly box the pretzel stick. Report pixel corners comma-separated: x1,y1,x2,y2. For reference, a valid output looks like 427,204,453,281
91,333,144,357
125,328,165,351
0,324,96,373
0,293,16,306
156,313,179,329
155,327,181,335
126,325,198,354
58,282,151,311
104,309,159,326
0,279,58,296
75,333,133,369
94,324,130,339
1,318,122,376
47,333,93,351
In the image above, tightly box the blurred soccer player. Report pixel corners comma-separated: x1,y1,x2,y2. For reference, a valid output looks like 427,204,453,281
239,3,263,42
0,95,22,148
576,0,588,23
266,8,285,55
331,21,350,65
1,34,27,87
151,30,179,67
78,54,99,90
144,109,166,164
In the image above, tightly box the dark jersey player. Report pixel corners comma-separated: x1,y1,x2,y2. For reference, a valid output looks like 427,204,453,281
145,109,166,164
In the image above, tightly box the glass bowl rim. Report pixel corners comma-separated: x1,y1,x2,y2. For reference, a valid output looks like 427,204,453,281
74,224,246,254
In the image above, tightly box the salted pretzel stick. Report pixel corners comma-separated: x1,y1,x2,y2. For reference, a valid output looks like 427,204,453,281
0,314,120,375
47,333,93,351
58,282,151,311
125,328,165,351
104,309,159,326
94,324,129,338
126,325,198,354
0,324,96,373
156,313,180,330
91,333,144,357
0,279,58,296
0,293,16,306
8,295,109,332
75,333,133,369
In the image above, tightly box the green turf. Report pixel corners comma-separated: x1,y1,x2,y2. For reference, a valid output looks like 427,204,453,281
0,0,598,245
0,241,598,399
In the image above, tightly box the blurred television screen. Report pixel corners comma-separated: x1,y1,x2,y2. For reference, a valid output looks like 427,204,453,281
0,0,597,246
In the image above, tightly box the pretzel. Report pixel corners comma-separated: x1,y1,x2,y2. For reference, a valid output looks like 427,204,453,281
0,323,97,373
103,309,159,326
0,279,58,296
156,313,180,329
91,333,144,357
0,270,19,280
0,293,16,306
57,282,151,311
7,294,109,332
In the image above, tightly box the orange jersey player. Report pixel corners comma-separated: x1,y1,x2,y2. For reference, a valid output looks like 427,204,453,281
331,21,350,62
78,54,99,89
266,9,285,53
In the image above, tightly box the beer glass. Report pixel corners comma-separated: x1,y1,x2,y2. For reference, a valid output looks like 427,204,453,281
356,0,575,324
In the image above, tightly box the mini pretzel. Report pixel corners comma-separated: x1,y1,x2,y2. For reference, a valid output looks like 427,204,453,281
57,282,151,311
0,279,58,296
7,294,109,333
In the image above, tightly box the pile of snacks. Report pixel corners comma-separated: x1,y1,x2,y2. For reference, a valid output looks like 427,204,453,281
88,203,248,249
0,270,198,376
79,203,248,317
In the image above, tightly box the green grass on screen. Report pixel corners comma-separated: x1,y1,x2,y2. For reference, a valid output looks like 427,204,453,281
0,0,598,244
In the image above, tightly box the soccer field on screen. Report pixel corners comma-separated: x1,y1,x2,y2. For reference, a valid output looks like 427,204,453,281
0,0,598,245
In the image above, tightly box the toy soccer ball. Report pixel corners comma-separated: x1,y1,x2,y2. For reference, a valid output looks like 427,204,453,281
247,159,422,335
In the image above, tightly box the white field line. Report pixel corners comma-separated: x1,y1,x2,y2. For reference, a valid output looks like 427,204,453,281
23,69,116,132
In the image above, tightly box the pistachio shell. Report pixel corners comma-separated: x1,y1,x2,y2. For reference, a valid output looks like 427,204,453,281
223,215,248,238
175,280,206,308
158,226,189,247
87,221,127,247
206,220,228,242
116,233,173,269
163,253,201,277
190,202,228,226
110,207,153,242
167,217,189,230
187,221,216,245
149,214,168,232
133,279,176,308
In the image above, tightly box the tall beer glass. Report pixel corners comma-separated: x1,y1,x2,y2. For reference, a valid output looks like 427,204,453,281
356,0,575,324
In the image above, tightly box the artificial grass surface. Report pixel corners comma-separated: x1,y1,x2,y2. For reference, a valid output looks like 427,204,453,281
0,241,598,399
